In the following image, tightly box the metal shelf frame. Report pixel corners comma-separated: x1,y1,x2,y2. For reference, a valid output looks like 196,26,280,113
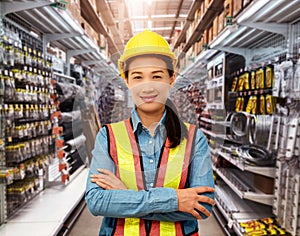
216,168,274,206
0,0,119,78
217,150,276,178
209,0,300,65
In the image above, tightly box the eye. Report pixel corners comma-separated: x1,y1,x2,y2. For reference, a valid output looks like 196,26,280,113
153,75,162,79
133,76,142,80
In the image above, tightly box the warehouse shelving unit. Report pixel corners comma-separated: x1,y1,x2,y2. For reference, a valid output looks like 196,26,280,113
174,0,300,235
0,0,117,234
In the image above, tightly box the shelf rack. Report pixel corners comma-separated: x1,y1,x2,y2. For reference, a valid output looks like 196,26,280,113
176,1,300,235
0,0,113,228
1,0,119,78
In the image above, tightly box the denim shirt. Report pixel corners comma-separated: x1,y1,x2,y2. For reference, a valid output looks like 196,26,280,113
85,109,215,236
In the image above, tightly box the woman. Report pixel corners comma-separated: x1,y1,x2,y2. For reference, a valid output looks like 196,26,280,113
85,30,215,236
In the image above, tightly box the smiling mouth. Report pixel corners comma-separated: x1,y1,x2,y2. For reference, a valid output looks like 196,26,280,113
140,95,157,103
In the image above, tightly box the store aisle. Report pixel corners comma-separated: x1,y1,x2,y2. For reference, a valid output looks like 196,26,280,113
67,205,226,236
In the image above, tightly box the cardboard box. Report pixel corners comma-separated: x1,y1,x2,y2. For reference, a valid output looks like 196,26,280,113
254,175,274,194
81,17,94,40
208,26,213,43
233,0,243,17
66,0,81,23
203,29,209,45
197,40,203,55
218,11,225,33
224,0,234,17
213,16,219,39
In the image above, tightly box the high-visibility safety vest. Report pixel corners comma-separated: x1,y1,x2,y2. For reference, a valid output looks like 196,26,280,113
106,118,198,236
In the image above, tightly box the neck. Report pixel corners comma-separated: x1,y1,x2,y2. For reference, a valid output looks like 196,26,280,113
137,108,165,135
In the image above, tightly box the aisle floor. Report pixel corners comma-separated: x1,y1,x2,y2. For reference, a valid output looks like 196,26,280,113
67,205,226,236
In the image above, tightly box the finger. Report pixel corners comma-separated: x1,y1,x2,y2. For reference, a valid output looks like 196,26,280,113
192,209,203,220
195,186,215,193
197,195,215,206
194,204,211,218
96,180,112,190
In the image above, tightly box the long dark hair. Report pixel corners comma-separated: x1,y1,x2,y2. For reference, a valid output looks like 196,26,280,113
124,54,188,148
165,98,188,148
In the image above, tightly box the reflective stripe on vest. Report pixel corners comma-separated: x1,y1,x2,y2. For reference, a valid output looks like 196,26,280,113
107,118,197,236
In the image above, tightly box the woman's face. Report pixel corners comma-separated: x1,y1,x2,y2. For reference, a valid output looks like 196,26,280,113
126,56,175,114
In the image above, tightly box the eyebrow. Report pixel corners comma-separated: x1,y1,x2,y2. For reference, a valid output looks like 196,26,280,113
130,70,165,75
152,70,164,74
130,71,142,75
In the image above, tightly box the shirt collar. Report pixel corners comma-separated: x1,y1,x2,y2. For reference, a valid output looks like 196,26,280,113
131,108,167,134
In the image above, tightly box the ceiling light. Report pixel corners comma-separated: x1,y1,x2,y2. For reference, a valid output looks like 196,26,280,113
148,20,153,29
152,14,176,18
144,0,153,6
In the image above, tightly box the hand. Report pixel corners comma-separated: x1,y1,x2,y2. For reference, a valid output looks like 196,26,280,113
91,168,127,190
176,186,215,219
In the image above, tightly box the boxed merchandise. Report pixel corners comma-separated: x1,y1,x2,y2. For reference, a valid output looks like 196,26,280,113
81,17,97,43
254,175,274,194
218,11,225,33
233,0,243,17
203,29,209,45
66,0,81,23
224,0,233,26
213,16,219,39
208,26,213,43
196,39,203,55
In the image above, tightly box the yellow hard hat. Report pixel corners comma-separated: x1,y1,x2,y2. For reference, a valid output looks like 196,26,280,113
118,29,177,79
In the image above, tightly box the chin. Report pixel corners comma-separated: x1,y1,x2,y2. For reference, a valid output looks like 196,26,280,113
137,102,164,113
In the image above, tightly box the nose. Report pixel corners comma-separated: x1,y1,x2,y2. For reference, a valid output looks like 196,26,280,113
141,82,155,93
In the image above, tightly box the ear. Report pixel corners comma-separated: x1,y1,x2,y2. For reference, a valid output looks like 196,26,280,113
170,73,176,86
124,78,129,86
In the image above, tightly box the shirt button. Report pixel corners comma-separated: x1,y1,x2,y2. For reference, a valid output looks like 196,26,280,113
149,140,153,144
149,159,154,163
149,183,153,187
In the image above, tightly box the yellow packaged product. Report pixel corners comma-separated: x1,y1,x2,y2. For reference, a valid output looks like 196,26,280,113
265,65,274,88
240,97,245,111
246,97,252,113
246,229,268,236
260,95,266,115
243,72,250,90
266,94,274,114
235,97,241,112
231,75,238,91
250,70,256,90
256,68,265,89
251,96,257,114
238,74,245,91
235,97,244,112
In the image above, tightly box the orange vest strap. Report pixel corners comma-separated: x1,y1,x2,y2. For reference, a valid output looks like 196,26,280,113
106,124,120,178
124,119,145,190
179,124,196,189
